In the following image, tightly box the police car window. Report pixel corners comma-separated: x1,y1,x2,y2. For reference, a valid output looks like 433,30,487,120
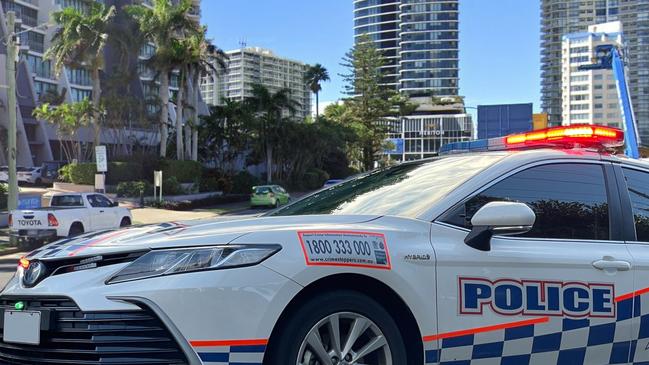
269,154,504,218
442,163,610,240
622,168,649,242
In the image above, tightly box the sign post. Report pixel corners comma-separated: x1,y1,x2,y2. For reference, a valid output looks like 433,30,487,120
95,146,107,193
154,170,163,202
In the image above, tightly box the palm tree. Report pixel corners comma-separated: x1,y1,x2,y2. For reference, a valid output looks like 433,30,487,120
304,64,330,120
46,2,116,156
181,30,227,160
126,0,199,158
246,84,299,183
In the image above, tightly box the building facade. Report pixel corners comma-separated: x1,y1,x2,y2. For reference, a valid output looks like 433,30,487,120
215,47,311,120
561,22,624,128
541,0,649,141
353,0,460,98
385,110,472,161
477,103,533,140
0,0,205,166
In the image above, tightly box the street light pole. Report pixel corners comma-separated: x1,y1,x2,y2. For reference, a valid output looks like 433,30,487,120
6,11,18,211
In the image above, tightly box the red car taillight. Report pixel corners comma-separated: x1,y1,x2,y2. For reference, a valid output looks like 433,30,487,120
7,214,12,227
48,213,59,227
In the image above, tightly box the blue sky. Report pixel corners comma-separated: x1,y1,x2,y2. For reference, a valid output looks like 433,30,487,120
202,0,541,113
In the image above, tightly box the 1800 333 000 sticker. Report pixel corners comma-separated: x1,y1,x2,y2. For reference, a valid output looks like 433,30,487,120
297,231,392,270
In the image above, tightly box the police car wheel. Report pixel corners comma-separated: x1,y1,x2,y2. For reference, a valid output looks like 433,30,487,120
266,290,407,365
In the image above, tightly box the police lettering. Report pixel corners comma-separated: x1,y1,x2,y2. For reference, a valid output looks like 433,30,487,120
459,278,615,318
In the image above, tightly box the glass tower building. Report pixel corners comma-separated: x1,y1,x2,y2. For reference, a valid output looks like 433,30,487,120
541,0,649,141
353,0,460,98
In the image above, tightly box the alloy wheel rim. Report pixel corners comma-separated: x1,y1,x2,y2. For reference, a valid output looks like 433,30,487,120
296,312,392,365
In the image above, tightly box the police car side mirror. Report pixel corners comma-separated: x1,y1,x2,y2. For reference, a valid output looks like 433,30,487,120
464,202,536,252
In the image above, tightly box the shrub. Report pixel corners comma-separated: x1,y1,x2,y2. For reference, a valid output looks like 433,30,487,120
162,176,183,196
59,163,96,185
116,181,151,198
147,194,249,211
160,160,202,183
216,177,233,194
302,168,330,190
231,171,261,194
106,162,143,185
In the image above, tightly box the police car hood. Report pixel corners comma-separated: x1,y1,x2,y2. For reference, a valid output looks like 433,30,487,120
26,215,380,260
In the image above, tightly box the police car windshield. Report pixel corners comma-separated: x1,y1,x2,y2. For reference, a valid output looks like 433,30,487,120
269,154,504,218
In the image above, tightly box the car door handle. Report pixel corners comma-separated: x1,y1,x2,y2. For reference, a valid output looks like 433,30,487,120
99,210,104,213
592,259,632,271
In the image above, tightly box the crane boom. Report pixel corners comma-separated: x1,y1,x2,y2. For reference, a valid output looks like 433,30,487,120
579,45,640,158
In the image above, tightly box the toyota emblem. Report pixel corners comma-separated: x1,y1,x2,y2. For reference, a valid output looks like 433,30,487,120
23,261,46,287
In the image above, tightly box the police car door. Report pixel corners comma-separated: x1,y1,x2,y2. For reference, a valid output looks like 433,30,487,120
433,162,634,365
615,165,649,364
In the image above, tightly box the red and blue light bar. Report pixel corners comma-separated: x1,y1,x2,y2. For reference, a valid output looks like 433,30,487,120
440,125,625,155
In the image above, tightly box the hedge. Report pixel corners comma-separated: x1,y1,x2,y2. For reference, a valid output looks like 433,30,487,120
148,194,249,211
61,160,203,186
160,160,202,183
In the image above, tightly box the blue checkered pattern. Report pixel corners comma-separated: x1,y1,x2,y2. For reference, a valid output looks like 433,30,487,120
196,344,265,365
425,296,645,364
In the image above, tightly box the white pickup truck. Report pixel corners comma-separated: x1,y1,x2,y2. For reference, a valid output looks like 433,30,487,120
9,193,132,248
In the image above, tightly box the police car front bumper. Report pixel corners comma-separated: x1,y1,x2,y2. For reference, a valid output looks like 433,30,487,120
0,261,303,365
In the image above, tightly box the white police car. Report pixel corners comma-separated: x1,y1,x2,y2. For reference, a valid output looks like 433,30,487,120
1,125,648,365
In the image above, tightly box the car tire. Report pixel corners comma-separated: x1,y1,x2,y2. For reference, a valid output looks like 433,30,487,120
120,217,131,227
35,178,42,185
265,290,407,365
68,223,84,237
274,199,280,208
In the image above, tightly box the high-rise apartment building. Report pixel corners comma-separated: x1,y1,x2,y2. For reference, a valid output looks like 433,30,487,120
561,22,623,128
0,0,205,166
216,47,311,120
541,0,649,141
353,0,460,98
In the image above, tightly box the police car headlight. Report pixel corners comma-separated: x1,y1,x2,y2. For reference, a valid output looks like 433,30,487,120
106,244,281,284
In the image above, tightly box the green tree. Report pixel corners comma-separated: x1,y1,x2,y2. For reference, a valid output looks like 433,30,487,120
181,30,228,161
246,84,299,183
45,2,116,155
33,100,98,162
126,0,199,158
198,99,252,173
304,63,330,120
341,34,394,171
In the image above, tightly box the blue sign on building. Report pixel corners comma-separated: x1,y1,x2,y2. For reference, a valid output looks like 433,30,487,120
18,195,41,210
384,138,404,154
477,103,533,140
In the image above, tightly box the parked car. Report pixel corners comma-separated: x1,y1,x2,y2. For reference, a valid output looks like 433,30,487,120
0,166,7,182
323,179,344,188
17,166,44,185
250,185,290,208
9,192,132,249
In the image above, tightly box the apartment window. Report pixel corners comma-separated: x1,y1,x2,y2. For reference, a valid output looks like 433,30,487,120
571,104,589,110
608,103,619,109
570,113,590,120
594,113,604,119
71,88,91,102
571,95,589,101
607,84,617,90
570,85,589,92
594,74,604,80
594,85,603,90
594,104,603,109
570,75,589,82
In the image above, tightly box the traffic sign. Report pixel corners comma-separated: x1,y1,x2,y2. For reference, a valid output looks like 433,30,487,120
95,146,107,172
